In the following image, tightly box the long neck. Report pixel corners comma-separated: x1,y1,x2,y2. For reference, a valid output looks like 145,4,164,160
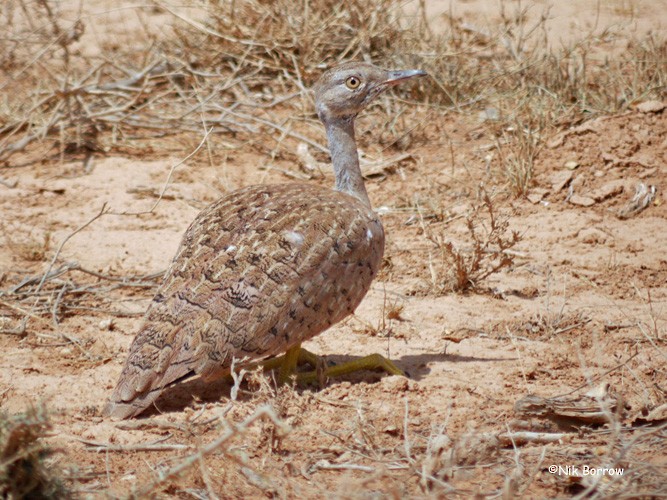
324,116,371,207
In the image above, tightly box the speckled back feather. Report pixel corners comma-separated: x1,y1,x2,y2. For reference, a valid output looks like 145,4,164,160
105,183,384,418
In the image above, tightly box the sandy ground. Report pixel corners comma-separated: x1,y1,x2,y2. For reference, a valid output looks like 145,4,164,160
1,0,666,498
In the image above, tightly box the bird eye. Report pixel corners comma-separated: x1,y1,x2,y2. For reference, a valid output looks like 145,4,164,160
345,76,361,89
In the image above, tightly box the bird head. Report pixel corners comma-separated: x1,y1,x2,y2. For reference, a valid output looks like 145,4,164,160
313,62,426,122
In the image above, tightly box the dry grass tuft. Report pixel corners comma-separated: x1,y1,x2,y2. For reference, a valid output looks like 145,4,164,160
1,0,665,172
351,289,407,338
132,404,290,498
494,119,542,197
0,406,69,499
164,0,417,82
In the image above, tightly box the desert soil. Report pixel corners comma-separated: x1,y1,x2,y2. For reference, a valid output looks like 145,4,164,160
1,0,666,498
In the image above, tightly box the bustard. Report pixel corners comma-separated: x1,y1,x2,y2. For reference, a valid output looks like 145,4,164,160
105,62,426,419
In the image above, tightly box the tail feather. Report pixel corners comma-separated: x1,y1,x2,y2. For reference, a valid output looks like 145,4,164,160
103,387,163,419
105,367,197,419
105,317,195,418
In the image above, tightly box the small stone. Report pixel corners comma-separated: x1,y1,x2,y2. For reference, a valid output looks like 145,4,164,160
527,188,549,204
591,181,624,202
569,194,595,207
564,160,579,170
383,425,400,435
527,193,542,204
644,403,667,422
99,318,115,331
551,170,573,192
635,100,666,113
478,107,499,121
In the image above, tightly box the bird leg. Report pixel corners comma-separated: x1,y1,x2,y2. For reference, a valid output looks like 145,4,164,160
296,353,405,385
278,344,302,384
259,344,318,372
259,346,405,386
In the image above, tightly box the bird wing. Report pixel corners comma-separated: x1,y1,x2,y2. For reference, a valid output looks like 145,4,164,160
106,183,384,418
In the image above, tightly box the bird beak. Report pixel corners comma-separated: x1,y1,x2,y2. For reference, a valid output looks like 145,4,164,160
384,69,427,86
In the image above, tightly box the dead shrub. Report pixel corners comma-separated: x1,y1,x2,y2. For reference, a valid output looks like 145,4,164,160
0,406,69,499
1,0,665,168
165,0,415,81
425,192,521,293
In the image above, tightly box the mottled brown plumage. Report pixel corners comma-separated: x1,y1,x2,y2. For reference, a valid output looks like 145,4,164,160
105,62,425,419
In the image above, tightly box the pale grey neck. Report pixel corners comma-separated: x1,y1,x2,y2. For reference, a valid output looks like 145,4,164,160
324,116,371,207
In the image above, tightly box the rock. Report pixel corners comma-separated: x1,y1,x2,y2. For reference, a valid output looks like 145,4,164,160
99,318,115,330
383,425,400,435
478,107,500,121
551,170,573,192
563,160,579,170
569,194,595,207
644,403,667,423
635,100,666,113
590,181,624,202
527,188,549,204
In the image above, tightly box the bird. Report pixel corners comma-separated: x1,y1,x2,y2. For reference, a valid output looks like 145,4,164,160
105,62,426,419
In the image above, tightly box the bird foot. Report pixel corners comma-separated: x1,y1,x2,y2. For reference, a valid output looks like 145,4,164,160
297,352,405,385
260,344,405,387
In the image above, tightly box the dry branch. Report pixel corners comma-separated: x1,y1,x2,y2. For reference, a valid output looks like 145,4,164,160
0,259,163,333
133,405,288,497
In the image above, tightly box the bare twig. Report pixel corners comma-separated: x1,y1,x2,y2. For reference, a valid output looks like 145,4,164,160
113,126,215,216
0,204,110,334
134,405,288,497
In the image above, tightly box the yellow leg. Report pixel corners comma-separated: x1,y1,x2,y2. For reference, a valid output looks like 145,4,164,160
278,343,302,384
296,352,405,385
259,345,320,372
258,347,405,386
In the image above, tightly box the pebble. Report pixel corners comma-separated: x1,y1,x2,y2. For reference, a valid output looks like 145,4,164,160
568,194,595,207
527,188,549,204
551,170,573,192
591,181,624,202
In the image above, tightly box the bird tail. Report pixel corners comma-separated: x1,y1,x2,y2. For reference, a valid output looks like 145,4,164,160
103,386,164,419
